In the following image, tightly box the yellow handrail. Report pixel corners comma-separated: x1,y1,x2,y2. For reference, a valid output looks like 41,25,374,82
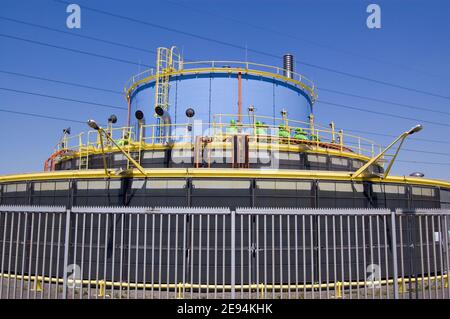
1,272,447,298
48,115,383,170
124,60,318,102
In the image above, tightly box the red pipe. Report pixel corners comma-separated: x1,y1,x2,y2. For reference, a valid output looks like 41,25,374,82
237,72,242,124
126,95,131,127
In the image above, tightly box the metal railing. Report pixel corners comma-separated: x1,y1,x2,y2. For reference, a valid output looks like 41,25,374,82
0,205,449,299
49,114,382,171
124,60,317,102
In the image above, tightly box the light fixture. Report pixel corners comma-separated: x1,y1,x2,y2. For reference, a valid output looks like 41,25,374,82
352,124,423,179
155,106,165,117
108,114,118,124
185,108,195,118
155,107,172,144
86,118,147,176
87,119,100,130
410,172,425,178
407,124,423,135
135,110,144,120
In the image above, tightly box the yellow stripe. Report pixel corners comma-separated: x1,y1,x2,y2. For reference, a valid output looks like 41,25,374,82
1,168,449,188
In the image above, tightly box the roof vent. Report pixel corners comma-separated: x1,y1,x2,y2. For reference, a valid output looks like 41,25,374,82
283,54,294,79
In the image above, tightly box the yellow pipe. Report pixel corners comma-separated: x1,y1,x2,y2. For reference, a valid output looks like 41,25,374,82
1,168,450,188
0,273,447,294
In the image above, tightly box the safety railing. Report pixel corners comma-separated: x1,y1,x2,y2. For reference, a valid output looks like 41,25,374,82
0,206,449,299
182,60,316,93
54,133,84,153
124,60,317,102
125,68,155,91
49,114,383,171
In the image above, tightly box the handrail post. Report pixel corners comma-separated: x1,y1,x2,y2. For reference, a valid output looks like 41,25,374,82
391,209,399,299
335,281,342,298
177,282,182,299
62,208,71,299
138,125,144,165
308,114,315,136
230,209,236,299
329,121,335,143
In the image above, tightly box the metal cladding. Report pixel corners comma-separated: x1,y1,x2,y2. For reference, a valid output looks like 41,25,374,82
283,53,294,79
128,56,315,127
131,72,313,126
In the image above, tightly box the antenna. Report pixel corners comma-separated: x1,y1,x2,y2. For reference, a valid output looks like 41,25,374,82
245,41,248,62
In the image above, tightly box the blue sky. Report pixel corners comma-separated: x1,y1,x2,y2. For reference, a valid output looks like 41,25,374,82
0,0,449,179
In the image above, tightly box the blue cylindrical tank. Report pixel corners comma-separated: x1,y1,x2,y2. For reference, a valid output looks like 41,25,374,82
129,71,313,126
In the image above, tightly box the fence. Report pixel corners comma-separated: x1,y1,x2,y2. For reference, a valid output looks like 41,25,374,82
0,205,449,299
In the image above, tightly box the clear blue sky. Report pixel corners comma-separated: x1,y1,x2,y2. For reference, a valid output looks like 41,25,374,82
0,0,449,180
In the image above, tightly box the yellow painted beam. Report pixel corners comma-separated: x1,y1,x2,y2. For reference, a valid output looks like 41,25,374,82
1,168,449,188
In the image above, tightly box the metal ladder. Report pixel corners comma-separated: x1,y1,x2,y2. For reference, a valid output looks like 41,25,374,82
154,47,182,137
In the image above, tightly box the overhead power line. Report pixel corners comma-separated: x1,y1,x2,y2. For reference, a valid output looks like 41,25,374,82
0,16,156,55
1,66,448,120
1,68,449,143
1,102,449,157
51,0,450,102
0,69,123,95
0,107,85,124
1,105,450,165
397,160,450,167
1,15,448,117
401,148,450,157
1,75,449,144
0,33,152,68
320,87,450,117
318,100,450,128
0,87,126,110
3,105,450,166
344,129,450,145
164,0,450,82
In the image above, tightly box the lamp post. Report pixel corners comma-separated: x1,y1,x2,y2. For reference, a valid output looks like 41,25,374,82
352,124,423,179
87,119,147,176
87,120,108,175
